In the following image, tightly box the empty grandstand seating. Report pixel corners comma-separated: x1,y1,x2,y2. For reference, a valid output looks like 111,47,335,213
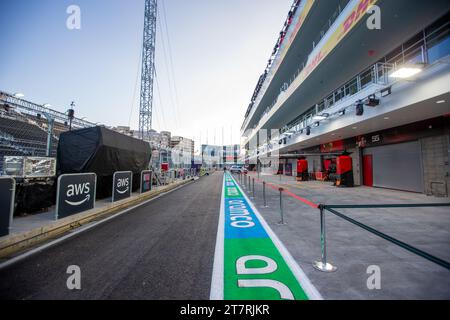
0,114,60,172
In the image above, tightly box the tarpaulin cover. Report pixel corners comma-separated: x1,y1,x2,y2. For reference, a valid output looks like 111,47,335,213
15,181,56,215
57,126,151,198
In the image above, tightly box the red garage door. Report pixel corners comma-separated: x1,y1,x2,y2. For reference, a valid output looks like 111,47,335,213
363,155,373,187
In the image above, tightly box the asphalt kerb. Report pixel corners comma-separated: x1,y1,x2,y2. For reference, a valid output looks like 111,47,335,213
0,178,195,259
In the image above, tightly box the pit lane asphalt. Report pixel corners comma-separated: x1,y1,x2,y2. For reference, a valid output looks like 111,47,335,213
0,172,223,300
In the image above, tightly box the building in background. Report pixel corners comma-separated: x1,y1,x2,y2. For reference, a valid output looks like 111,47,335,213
113,126,134,136
241,0,450,197
201,144,222,168
171,136,194,155
223,144,241,167
160,131,171,148
147,129,161,146
201,144,241,168
171,136,194,169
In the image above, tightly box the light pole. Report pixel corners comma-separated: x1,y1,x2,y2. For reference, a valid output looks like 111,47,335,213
68,101,75,131
41,110,55,157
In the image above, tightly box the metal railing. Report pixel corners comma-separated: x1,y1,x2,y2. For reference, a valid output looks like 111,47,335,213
0,91,95,128
230,171,450,273
314,203,450,272
242,1,352,133
243,16,450,148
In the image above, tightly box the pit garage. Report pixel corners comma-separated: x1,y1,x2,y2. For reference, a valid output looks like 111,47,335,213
363,141,424,193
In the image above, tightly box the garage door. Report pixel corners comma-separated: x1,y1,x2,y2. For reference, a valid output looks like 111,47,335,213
363,141,424,193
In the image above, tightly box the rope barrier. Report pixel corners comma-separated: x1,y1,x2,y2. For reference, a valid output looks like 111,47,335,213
324,206,450,270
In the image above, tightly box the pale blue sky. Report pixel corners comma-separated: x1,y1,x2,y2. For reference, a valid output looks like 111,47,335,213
0,0,292,149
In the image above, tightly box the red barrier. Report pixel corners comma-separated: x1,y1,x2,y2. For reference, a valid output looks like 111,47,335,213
250,174,319,209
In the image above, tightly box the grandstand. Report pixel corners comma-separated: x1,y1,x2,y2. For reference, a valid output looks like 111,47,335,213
0,91,96,173
0,90,193,174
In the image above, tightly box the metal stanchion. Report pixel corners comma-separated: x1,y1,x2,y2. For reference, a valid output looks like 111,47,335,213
263,181,267,208
313,205,337,272
150,171,154,189
252,178,255,199
277,188,286,225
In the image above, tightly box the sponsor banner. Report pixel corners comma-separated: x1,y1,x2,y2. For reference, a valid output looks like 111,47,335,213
0,177,15,237
251,0,379,138
211,173,321,300
112,171,132,202
56,173,96,220
140,170,153,194
273,0,315,73
300,0,378,82
321,139,345,153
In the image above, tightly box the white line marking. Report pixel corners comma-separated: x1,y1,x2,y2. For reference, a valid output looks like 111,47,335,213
209,174,225,300
0,181,194,271
229,173,323,300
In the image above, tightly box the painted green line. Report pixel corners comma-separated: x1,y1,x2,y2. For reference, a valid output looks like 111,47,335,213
224,238,308,300
210,172,322,300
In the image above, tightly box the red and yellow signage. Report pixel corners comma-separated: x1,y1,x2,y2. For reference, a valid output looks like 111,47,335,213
250,0,380,137
272,0,316,75
300,0,379,83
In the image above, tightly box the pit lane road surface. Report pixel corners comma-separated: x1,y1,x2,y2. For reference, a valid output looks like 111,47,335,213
210,172,321,300
0,173,223,299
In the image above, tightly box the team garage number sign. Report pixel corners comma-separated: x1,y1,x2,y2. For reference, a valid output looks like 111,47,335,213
211,173,321,300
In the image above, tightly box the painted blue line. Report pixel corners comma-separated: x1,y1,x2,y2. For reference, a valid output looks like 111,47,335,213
224,173,268,239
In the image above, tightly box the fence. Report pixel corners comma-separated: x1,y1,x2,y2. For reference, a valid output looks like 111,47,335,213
231,171,450,273
314,203,450,272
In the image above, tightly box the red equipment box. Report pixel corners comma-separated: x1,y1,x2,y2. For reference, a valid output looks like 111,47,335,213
336,156,352,175
161,163,169,172
297,159,308,173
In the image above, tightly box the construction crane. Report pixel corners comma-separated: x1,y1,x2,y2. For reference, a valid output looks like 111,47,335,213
139,0,157,140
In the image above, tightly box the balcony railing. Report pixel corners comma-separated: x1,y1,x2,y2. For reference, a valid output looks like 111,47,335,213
280,62,392,135
242,0,351,132
244,16,450,153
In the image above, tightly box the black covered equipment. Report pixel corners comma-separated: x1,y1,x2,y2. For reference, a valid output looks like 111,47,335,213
57,126,151,199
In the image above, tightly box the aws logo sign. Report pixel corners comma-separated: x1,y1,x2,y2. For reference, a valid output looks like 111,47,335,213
56,173,97,220
116,178,130,195
112,171,132,202
65,182,91,206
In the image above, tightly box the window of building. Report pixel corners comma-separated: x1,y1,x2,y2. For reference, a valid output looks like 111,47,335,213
360,68,374,89
427,27,450,64
345,78,358,96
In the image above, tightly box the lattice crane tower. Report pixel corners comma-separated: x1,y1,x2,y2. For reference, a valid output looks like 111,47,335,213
139,0,157,139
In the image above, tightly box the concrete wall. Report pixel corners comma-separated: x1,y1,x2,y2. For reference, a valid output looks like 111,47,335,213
421,134,450,197
349,147,362,186
289,159,297,177
307,155,322,173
